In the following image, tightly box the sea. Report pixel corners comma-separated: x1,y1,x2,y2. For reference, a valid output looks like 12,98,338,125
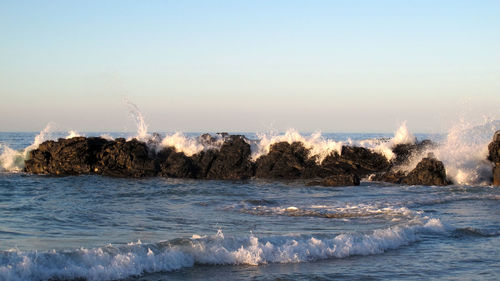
0,120,499,281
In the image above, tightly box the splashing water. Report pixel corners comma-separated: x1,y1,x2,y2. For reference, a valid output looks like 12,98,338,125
250,129,343,163
358,121,416,160
65,130,82,139
376,119,498,185
159,133,226,156
392,121,416,146
431,118,498,185
124,99,150,141
0,123,55,172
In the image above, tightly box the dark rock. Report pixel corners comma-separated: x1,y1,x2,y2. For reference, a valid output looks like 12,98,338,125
25,137,108,175
192,135,253,180
205,135,253,180
318,146,390,178
372,170,406,184
488,140,500,163
402,157,450,186
391,140,435,166
146,132,163,147
307,174,360,187
157,147,196,178
255,142,315,179
198,133,218,147
374,156,450,186
94,139,158,177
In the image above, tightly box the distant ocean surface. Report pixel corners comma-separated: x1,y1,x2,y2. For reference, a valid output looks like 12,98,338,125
1,127,500,280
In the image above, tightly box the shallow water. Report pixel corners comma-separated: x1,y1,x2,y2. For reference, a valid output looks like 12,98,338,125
0,132,499,281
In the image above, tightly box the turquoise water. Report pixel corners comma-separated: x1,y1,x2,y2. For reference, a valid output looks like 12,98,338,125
0,132,499,281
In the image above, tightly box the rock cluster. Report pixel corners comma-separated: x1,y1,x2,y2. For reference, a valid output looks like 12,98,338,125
24,134,451,186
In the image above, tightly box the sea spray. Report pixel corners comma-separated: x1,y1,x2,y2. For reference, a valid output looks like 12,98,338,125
431,118,498,185
358,121,416,161
124,99,150,141
250,129,343,163
160,132,226,156
373,119,498,185
0,123,55,172
65,130,82,139
0,218,446,281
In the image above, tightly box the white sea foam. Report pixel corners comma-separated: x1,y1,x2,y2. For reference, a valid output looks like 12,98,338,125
0,219,445,281
430,118,497,185
0,123,55,172
250,129,343,163
158,133,227,156
358,121,416,161
384,119,498,185
65,130,82,139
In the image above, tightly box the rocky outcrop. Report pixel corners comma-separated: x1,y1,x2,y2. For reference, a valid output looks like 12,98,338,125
374,156,450,186
24,134,450,186
25,137,157,177
25,137,108,175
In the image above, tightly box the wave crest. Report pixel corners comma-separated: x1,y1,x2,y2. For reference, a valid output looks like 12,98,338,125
0,219,445,281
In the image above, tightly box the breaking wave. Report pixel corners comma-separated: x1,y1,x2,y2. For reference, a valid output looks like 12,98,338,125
0,219,445,281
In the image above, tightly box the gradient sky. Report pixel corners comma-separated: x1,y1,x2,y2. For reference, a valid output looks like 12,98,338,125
1,0,499,133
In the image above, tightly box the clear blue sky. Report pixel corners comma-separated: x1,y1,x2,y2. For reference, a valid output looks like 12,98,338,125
1,0,499,133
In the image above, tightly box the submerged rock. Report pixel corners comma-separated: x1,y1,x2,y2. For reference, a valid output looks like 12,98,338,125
307,174,360,187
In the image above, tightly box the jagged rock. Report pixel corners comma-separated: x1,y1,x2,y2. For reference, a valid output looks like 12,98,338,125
156,147,195,178
401,157,449,186
318,146,390,178
391,140,434,166
94,138,157,177
205,135,253,180
375,156,449,186
255,142,316,179
192,135,253,180
307,174,360,187
25,137,108,175
372,170,406,184
25,137,159,177
25,134,433,184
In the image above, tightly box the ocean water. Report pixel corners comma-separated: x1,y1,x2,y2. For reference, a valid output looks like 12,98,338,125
0,124,499,280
